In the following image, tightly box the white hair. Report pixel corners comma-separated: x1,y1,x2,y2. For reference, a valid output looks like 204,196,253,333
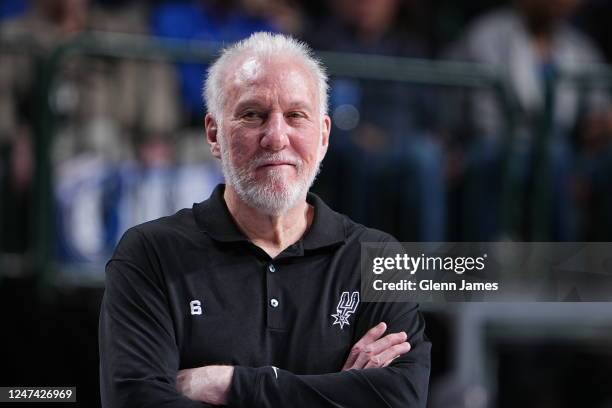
203,32,329,120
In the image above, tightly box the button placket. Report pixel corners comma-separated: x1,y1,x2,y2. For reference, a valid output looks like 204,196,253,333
266,263,284,329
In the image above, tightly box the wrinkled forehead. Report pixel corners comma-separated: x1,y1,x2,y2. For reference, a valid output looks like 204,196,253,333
222,54,319,109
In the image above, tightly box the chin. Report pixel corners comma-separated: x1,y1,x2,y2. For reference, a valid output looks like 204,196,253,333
244,182,305,215
256,173,295,191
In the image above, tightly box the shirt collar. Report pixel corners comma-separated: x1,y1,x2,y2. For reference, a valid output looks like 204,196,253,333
193,184,346,250
302,190,347,250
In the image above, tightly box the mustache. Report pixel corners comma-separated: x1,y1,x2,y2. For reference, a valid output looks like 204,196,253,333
249,152,303,169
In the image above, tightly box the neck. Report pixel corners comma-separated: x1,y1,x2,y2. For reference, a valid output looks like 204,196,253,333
224,185,314,258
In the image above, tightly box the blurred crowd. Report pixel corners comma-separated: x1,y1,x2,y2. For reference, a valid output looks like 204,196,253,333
1,0,612,265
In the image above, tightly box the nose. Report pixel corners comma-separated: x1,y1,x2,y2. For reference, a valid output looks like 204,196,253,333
260,112,290,151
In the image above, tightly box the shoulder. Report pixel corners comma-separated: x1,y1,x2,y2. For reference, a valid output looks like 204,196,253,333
446,8,520,61
340,213,399,244
111,207,199,260
468,8,519,37
307,192,399,248
557,25,605,63
133,207,197,238
106,207,203,288
462,8,522,54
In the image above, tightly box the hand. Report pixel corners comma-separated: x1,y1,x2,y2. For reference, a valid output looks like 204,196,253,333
176,365,234,405
342,322,411,371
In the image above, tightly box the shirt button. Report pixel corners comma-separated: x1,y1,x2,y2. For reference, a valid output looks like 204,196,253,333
268,264,276,273
270,298,279,308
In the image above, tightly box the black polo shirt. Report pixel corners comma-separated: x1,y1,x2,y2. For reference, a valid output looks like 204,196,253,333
99,184,431,408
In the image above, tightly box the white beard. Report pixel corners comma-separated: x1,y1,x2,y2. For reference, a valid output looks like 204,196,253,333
218,129,322,216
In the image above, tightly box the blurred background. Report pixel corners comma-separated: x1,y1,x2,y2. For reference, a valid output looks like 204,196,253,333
1,0,612,406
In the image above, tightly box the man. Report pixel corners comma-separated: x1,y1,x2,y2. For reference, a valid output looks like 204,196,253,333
307,0,444,242
450,0,608,141
99,32,431,407
445,0,610,240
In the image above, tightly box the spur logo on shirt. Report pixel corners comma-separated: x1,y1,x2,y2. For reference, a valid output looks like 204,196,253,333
331,291,359,329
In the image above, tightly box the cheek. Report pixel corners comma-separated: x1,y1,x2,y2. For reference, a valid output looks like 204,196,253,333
226,129,259,163
292,127,322,163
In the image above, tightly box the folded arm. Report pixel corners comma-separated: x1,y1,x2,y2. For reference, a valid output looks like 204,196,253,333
178,305,431,408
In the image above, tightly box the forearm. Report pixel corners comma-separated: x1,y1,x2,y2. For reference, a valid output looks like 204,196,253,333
100,375,210,408
228,362,430,408
224,301,431,407
176,366,234,405
99,302,214,408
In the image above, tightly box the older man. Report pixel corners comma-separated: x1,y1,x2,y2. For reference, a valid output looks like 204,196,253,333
99,32,430,407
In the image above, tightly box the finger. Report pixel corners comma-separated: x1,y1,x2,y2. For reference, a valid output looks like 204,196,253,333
342,322,387,371
354,322,388,349
368,331,407,356
352,332,407,369
382,355,400,368
365,341,411,369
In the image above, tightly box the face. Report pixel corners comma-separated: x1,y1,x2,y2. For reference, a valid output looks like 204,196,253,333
206,55,331,215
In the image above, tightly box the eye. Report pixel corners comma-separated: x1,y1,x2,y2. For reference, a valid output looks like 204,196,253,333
287,111,306,119
242,111,260,119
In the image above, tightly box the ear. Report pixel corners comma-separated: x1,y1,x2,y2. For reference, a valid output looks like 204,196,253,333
205,113,221,159
318,114,331,161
